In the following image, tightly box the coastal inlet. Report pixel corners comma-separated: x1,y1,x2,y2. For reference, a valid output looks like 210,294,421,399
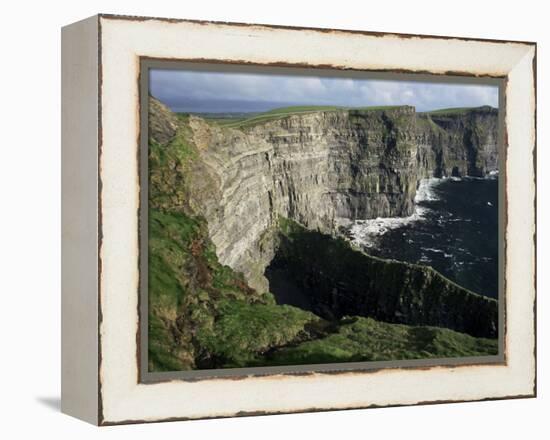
343,175,499,299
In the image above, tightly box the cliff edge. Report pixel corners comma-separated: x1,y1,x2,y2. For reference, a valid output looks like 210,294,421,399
152,100,498,292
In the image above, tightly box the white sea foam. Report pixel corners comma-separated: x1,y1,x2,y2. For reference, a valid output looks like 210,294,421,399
414,177,442,202
464,170,500,181
347,178,444,248
422,247,445,254
349,213,420,248
345,172,497,249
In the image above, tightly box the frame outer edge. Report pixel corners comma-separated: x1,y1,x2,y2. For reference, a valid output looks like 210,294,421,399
531,43,537,398
94,15,537,425
61,14,100,425
97,12,537,46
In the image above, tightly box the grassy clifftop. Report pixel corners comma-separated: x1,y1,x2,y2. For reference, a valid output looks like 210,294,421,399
187,104,496,131
201,104,407,129
422,105,497,116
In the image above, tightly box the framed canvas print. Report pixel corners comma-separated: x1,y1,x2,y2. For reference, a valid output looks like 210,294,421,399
61,14,537,425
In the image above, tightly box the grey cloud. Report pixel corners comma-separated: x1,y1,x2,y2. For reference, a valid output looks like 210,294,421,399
150,69,498,113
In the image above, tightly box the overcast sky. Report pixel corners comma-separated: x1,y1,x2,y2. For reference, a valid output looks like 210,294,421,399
150,69,499,113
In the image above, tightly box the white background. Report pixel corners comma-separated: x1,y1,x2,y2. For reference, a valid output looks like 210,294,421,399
0,0,546,437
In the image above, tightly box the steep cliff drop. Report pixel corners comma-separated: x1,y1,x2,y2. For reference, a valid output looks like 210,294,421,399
147,97,499,372
176,102,498,293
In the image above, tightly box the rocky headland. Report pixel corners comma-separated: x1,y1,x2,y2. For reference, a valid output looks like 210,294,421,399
148,98,499,371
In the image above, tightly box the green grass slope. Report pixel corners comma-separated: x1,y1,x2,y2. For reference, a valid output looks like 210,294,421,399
266,316,497,366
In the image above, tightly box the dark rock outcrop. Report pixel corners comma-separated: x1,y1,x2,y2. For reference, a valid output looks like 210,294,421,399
149,95,179,145
272,219,497,338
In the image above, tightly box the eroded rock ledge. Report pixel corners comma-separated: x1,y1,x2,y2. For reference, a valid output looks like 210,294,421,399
272,219,497,338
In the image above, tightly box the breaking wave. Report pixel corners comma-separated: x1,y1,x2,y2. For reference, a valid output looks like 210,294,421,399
342,173,499,298
349,178,443,248
414,177,442,202
347,173,497,249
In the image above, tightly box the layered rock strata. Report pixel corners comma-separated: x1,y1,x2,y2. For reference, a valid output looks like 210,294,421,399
149,100,498,292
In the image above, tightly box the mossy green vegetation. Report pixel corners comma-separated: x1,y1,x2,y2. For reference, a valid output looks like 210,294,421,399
267,316,497,365
148,123,198,213
415,113,447,134
148,207,317,370
195,298,323,368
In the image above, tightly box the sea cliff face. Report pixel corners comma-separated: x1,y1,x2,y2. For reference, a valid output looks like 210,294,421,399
147,99,499,370
151,101,498,291
416,107,499,178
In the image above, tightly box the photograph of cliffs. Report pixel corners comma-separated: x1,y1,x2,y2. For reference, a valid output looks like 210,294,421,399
146,68,500,372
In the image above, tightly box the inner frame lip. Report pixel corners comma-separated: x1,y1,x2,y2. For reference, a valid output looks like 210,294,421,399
137,57,507,384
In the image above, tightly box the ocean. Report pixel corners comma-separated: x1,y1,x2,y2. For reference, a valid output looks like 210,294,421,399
347,175,499,299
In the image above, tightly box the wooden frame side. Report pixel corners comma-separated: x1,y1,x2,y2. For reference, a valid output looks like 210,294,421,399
61,15,100,425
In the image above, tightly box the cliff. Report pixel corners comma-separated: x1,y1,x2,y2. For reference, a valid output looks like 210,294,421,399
416,106,499,178
147,99,498,371
151,101,498,292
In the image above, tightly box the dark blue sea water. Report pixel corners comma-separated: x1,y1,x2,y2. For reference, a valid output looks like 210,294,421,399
348,176,499,299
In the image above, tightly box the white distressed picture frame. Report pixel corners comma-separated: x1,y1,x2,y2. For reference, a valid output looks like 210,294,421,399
61,14,536,425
